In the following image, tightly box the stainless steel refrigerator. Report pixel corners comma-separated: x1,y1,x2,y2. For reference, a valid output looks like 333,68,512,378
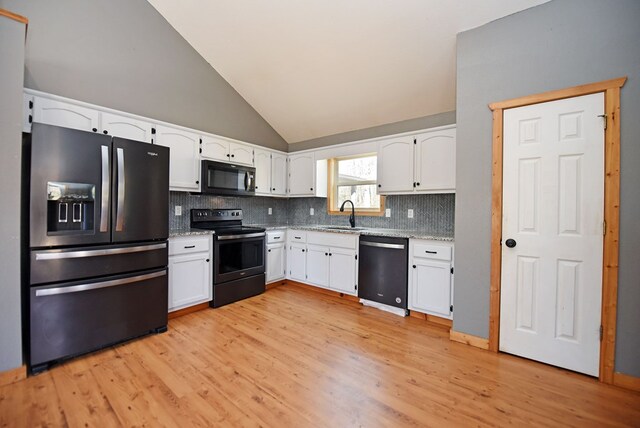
25,123,170,374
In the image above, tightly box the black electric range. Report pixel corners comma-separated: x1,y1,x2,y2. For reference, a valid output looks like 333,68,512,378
191,209,266,307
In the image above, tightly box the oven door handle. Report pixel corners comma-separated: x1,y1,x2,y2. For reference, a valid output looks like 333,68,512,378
217,232,266,241
35,270,166,297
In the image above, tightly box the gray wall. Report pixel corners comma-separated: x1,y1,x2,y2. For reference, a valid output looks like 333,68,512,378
454,0,640,376
0,14,26,371
289,111,456,152
1,0,288,151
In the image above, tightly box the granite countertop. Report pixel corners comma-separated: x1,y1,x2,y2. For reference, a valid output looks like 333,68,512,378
169,229,214,238
170,224,453,242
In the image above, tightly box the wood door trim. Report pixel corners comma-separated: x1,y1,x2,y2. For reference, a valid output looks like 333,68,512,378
613,372,640,393
0,8,28,24
488,77,626,385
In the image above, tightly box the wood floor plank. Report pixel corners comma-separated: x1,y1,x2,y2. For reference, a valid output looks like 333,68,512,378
1,284,639,427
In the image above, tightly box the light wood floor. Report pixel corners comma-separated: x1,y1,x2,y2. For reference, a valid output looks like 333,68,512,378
1,284,639,427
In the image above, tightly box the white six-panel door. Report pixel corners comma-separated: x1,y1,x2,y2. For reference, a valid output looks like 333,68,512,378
500,93,604,376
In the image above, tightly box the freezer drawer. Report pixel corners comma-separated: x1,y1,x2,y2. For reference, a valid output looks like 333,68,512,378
30,241,168,285
29,268,168,371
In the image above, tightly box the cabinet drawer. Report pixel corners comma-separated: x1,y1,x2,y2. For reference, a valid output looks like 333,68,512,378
412,243,451,261
288,230,307,243
169,235,211,256
307,231,357,249
267,230,286,244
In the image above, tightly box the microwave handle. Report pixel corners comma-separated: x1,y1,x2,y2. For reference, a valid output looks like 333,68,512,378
244,171,250,190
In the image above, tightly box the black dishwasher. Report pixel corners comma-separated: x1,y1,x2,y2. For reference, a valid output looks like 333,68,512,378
358,235,408,309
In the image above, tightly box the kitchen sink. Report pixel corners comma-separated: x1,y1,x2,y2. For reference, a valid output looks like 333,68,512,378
324,226,366,231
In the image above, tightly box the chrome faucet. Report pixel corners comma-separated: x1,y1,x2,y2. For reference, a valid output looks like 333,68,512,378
339,200,356,228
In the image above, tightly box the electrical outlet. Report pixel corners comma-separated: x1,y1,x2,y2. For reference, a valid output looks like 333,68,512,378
310,208,315,216
408,209,414,219
268,207,272,215
175,205,182,216
385,208,391,217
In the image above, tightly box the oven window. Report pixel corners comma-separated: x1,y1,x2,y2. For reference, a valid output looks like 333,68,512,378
208,168,242,190
217,239,264,274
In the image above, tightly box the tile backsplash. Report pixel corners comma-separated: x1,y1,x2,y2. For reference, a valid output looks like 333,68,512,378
170,192,454,236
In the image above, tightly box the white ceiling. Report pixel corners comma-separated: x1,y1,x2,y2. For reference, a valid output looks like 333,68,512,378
148,0,549,144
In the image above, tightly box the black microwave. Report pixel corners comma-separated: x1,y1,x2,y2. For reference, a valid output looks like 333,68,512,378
201,160,256,196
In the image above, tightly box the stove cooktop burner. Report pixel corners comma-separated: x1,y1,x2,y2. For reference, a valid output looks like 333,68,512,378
190,208,265,236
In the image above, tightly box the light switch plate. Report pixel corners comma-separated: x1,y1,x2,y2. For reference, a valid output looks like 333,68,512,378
310,208,315,215
385,208,391,217
268,207,272,215
175,205,182,216
408,209,414,218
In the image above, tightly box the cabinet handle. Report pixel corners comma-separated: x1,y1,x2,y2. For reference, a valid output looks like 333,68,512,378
413,182,416,188
302,249,305,252
329,253,332,256
378,184,382,188
206,259,210,262
184,245,196,249
310,187,313,191
103,130,108,134
196,180,199,184
325,252,328,256
412,265,416,268
273,237,280,240
92,127,97,132
231,154,235,158
272,188,275,191
268,249,271,252
424,250,437,254
416,182,420,186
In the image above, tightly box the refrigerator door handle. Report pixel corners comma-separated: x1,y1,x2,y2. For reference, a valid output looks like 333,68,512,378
34,242,167,260
35,270,167,297
115,147,125,231
100,145,110,232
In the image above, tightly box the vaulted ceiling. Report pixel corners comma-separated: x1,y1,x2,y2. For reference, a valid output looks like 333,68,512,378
148,0,549,144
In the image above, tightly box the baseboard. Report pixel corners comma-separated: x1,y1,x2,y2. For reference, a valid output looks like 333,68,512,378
613,372,640,392
0,365,27,386
266,280,287,290
285,280,360,303
409,310,452,330
450,330,490,350
168,302,210,320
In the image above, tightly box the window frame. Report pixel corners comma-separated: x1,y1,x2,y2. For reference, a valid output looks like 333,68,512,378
326,155,385,216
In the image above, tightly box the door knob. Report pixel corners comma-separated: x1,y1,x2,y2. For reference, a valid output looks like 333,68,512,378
505,239,517,248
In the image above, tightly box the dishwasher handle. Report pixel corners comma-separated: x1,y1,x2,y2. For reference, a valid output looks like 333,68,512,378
360,241,405,250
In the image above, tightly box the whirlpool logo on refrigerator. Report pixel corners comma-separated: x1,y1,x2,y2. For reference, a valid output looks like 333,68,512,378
147,152,159,157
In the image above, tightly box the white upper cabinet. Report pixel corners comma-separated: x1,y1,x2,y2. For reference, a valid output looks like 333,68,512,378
201,135,254,166
271,152,288,196
229,142,254,166
377,136,415,193
254,148,272,195
414,128,456,193
288,153,327,197
32,97,100,133
377,126,456,195
154,124,201,191
100,111,153,143
201,135,231,162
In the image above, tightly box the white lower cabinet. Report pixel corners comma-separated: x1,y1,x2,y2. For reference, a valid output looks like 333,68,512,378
168,235,212,312
266,230,286,283
286,230,358,296
408,240,454,319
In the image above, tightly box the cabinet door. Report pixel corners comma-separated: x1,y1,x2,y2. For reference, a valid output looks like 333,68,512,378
409,259,452,318
100,111,153,143
266,244,285,283
200,136,229,161
254,149,272,195
155,125,201,191
32,97,100,133
288,243,307,282
229,142,254,166
377,136,414,193
271,153,288,196
306,244,329,287
415,128,456,193
168,252,212,311
329,247,357,295
288,153,315,196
